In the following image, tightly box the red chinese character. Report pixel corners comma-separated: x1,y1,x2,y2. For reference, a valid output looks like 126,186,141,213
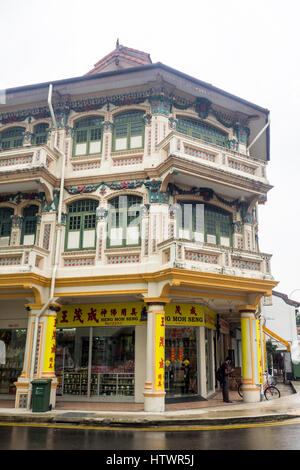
51,345,55,354
175,305,182,315
52,331,56,340
100,309,107,317
87,307,99,323
160,317,165,327
121,308,127,316
60,310,69,323
130,308,137,316
190,306,197,316
159,337,164,347
73,308,84,323
159,358,164,369
110,309,117,316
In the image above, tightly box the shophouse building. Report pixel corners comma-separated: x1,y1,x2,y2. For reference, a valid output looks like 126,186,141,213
0,44,277,411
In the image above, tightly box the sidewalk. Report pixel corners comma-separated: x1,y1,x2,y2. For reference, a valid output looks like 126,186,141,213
0,381,300,427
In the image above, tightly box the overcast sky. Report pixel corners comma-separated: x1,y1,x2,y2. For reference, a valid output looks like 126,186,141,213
1,0,300,301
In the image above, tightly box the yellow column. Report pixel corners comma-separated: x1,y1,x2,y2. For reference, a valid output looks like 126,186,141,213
238,306,263,403
143,299,168,412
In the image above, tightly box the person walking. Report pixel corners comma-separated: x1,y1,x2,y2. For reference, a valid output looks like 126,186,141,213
221,356,233,403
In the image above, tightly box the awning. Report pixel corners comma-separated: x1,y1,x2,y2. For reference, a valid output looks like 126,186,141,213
263,325,290,352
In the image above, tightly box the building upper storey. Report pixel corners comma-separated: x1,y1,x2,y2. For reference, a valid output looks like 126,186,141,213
0,46,274,284
0,45,270,192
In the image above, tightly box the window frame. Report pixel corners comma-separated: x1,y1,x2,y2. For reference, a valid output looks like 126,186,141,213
33,123,49,145
177,117,228,148
65,199,98,251
0,127,25,150
21,205,39,245
72,116,104,157
107,195,142,248
113,111,145,152
177,201,233,247
0,207,14,245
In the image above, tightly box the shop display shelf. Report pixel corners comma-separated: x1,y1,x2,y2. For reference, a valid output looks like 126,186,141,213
59,371,134,397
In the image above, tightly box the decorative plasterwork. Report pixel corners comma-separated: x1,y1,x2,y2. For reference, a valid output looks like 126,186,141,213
0,86,254,130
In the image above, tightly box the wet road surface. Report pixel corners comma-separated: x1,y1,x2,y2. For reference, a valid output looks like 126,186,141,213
1,419,300,451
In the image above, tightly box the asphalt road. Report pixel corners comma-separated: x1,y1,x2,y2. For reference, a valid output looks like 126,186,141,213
1,418,300,453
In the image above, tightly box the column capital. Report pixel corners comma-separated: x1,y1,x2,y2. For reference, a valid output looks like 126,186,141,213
237,304,258,313
143,297,171,305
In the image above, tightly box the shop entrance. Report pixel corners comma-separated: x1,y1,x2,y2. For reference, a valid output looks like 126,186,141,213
0,329,27,396
165,327,198,398
55,326,135,400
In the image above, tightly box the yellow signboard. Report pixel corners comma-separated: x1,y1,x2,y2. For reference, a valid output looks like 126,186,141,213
43,315,57,373
155,312,165,390
56,303,216,328
256,319,263,384
57,303,146,327
164,304,204,326
204,306,216,330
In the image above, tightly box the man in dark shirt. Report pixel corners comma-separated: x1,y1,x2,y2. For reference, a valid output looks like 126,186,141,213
221,356,233,403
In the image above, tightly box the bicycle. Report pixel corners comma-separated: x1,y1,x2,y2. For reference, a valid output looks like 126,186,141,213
234,373,280,400
263,373,280,400
228,374,243,398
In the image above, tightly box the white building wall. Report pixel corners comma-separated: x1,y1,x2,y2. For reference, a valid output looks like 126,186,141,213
261,293,300,363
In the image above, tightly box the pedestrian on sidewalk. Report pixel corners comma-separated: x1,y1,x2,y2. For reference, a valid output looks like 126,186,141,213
221,356,233,403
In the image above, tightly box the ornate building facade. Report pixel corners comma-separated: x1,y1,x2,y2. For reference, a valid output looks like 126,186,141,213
0,44,277,411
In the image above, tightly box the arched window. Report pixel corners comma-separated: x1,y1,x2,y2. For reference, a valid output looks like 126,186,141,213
73,116,104,156
65,199,98,250
177,117,227,147
0,127,25,150
113,111,144,151
107,195,142,247
21,205,39,245
33,123,49,145
177,201,232,246
0,207,14,246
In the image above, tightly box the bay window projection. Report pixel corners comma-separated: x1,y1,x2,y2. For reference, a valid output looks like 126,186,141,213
66,199,98,250
113,111,144,151
73,116,104,156
177,202,232,246
107,195,142,248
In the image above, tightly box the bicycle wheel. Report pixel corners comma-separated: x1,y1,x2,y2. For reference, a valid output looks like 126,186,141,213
238,383,243,398
264,386,280,400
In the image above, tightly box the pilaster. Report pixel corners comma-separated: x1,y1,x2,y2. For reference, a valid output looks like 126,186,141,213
143,299,169,412
238,305,263,403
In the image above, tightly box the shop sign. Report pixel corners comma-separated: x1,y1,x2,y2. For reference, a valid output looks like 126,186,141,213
56,303,147,327
164,304,204,326
44,316,57,372
204,306,216,330
56,303,216,328
155,313,165,390
256,319,263,384
220,318,230,335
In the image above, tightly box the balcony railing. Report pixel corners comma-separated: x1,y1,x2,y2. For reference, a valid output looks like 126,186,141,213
0,245,51,272
0,145,58,174
158,131,268,182
158,238,273,280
